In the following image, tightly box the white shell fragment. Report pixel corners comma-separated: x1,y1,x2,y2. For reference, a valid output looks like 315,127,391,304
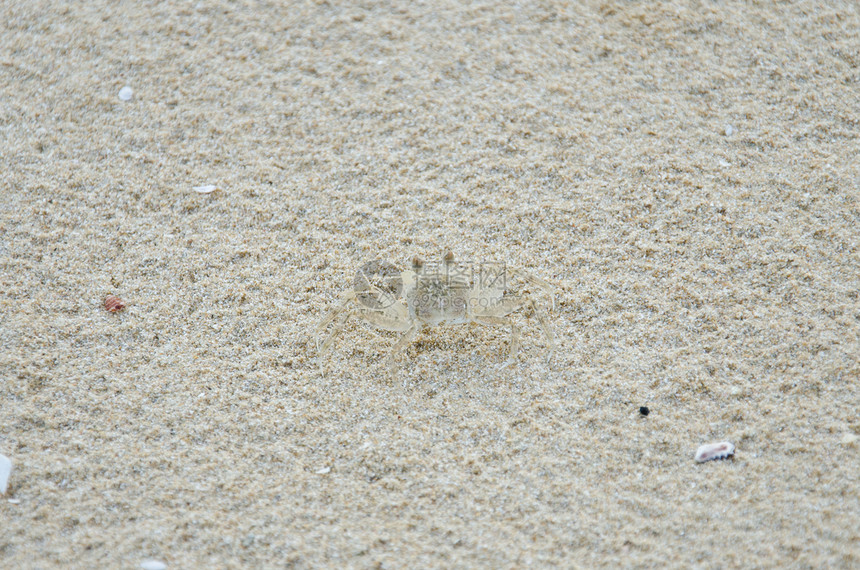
192,185,217,194
695,441,735,463
118,86,134,101
315,466,331,475
140,560,167,570
841,433,858,446
0,454,12,495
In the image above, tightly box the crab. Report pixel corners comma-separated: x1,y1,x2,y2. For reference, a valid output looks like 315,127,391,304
315,252,556,370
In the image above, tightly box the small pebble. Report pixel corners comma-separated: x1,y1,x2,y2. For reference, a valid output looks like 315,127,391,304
840,433,858,446
192,185,217,194
140,561,167,570
316,466,331,475
118,86,134,101
724,124,735,136
695,441,735,463
105,294,126,313
639,406,649,416
0,454,11,495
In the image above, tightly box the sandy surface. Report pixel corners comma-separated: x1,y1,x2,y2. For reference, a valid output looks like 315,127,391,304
1,1,858,567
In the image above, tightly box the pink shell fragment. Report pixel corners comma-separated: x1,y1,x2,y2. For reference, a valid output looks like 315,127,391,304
695,441,735,463
104,295,126,313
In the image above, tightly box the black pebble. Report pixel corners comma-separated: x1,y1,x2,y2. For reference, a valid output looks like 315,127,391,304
639,406,650,416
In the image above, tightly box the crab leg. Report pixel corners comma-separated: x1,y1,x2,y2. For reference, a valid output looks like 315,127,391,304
507,267,557,311
385,323,419,369
314,290,357,353
525,298,555,364
321,311,359,355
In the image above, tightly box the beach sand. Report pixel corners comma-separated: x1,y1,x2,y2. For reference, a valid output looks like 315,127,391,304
1,1,858,567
